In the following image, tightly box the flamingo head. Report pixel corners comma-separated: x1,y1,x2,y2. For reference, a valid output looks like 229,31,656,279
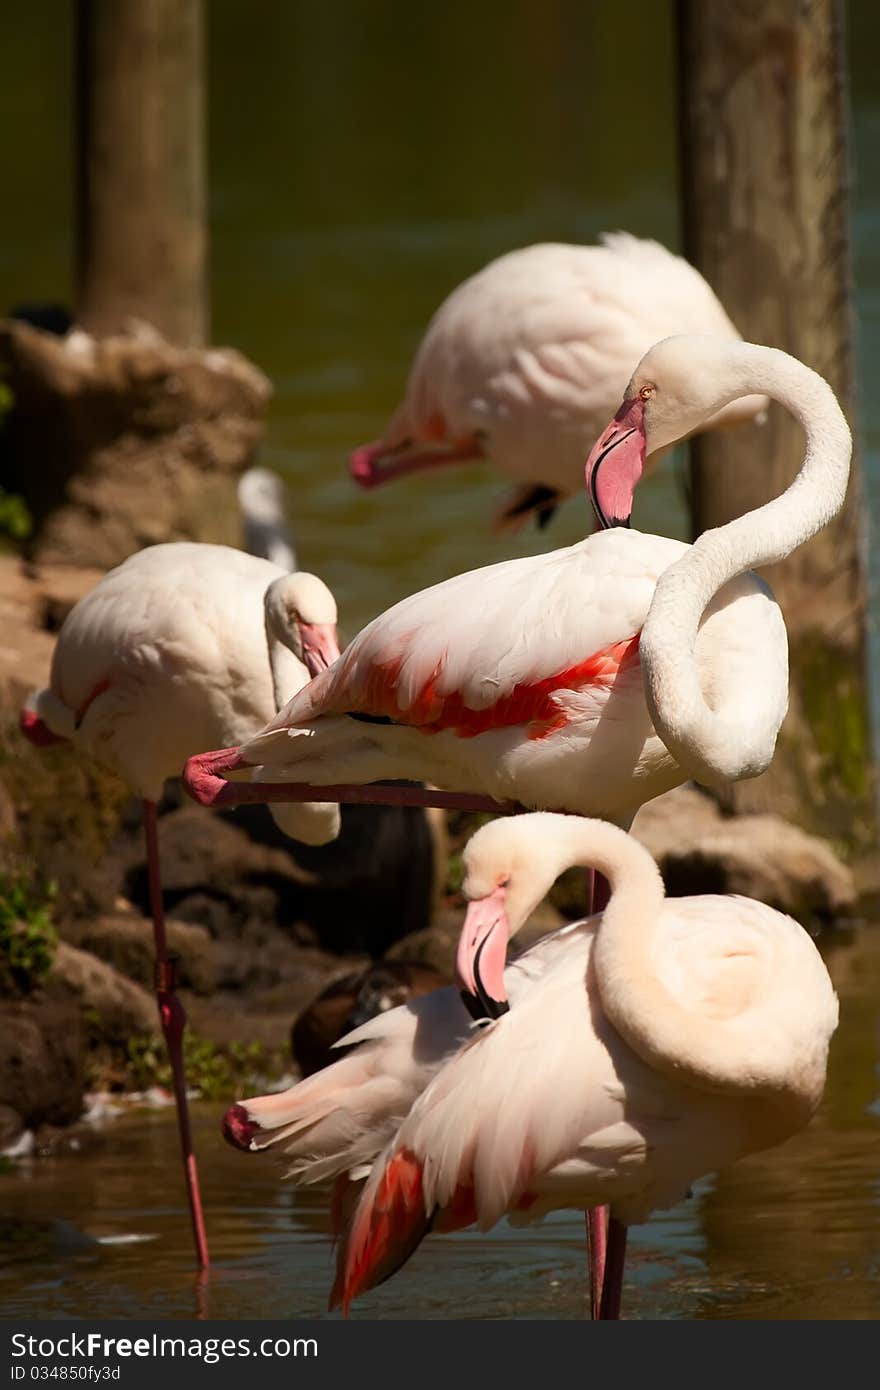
585,334,771,527
455,815,564,1020
264,572,340,679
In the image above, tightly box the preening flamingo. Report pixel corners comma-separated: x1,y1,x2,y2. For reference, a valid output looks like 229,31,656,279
186,336,851,828
333,813,838,1317
350,237,768,527
20,541,342,1267
222,910,594,1174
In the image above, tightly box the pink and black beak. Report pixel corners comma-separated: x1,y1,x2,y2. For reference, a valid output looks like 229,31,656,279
297,622,341,680
584,396,647,530
349,435,485,490
455,885,511,1022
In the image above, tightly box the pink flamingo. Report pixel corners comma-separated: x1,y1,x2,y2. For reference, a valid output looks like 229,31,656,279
333,813,838,1317
223,905,590,1167
350,237,768,527
186,336,849,829
20,542,341,1267
187,335,849,1306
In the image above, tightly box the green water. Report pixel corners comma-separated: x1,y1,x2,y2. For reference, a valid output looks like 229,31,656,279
1,1,879,1320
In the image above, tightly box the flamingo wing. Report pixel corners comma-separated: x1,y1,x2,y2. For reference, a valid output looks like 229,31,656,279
245,529,687,754
331,934,648,1310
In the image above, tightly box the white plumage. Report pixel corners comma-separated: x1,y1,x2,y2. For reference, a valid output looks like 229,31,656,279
32,541,340,845
350,237,768,523
233,337,850,825
334,814,838,1311
225,918,591,1183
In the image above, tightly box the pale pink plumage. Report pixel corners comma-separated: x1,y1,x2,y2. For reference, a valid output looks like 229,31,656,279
237,336,852,825
351,237,768,523
225,919,589,1183
30,542,341,845
334,814,838,1312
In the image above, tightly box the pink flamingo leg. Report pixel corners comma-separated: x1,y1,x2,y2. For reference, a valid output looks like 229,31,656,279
143,799,210,1269
585,868,612,1319
597,1218,627,1320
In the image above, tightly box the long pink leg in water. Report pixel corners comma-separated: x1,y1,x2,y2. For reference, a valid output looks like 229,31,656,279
598,1219,628,1320
585,868,611,1319
143,799,210,1268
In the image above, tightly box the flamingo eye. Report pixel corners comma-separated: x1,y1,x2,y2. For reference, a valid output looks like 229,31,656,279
639,384,655,402
498,876,511,889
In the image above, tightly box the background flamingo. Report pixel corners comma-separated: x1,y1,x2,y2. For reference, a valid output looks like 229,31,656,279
238,466,298,572
20,541,342,1267
350,237,768,527
334,813,838,1318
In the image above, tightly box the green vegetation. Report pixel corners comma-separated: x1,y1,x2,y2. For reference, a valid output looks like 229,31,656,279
0,860,58,993
0,487,31,543
0,380,29,547
124,1033,281,1101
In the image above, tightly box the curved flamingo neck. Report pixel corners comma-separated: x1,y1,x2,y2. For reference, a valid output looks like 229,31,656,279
639,344,851,784
501,814,823,1099
263,584,304,711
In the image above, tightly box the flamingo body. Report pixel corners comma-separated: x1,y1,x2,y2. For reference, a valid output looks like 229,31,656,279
32,542,339,844
226,919,593,1181
352,237,768,520
244,527,787,827
334,815,838,1311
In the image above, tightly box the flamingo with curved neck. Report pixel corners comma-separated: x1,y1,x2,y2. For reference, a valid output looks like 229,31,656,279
184,335,851,838
334,812,838,1318
585,337,852,783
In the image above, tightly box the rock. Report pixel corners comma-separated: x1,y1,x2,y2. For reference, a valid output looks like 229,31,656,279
0,985,85,1130
387,899,564,976
0,1103,25,1148
69,913,216,995
124,800,442,959
0,318,270,570
631,785,855,925
51,942,157,1041
384,908,463,976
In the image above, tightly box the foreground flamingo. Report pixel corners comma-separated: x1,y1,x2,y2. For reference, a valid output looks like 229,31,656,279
20,542,341,1267
350,237,768,526
223,913,589,1170
334,813,838,1317
186,335,851,828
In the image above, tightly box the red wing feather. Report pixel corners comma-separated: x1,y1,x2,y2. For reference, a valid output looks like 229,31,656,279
332,634,641,740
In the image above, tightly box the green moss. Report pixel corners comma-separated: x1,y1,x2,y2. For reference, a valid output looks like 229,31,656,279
123,1033,283,1101
0,856,57,992
789,630,875,850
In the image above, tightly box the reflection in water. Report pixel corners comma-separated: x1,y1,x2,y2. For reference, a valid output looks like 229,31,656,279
2,925,878,1320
